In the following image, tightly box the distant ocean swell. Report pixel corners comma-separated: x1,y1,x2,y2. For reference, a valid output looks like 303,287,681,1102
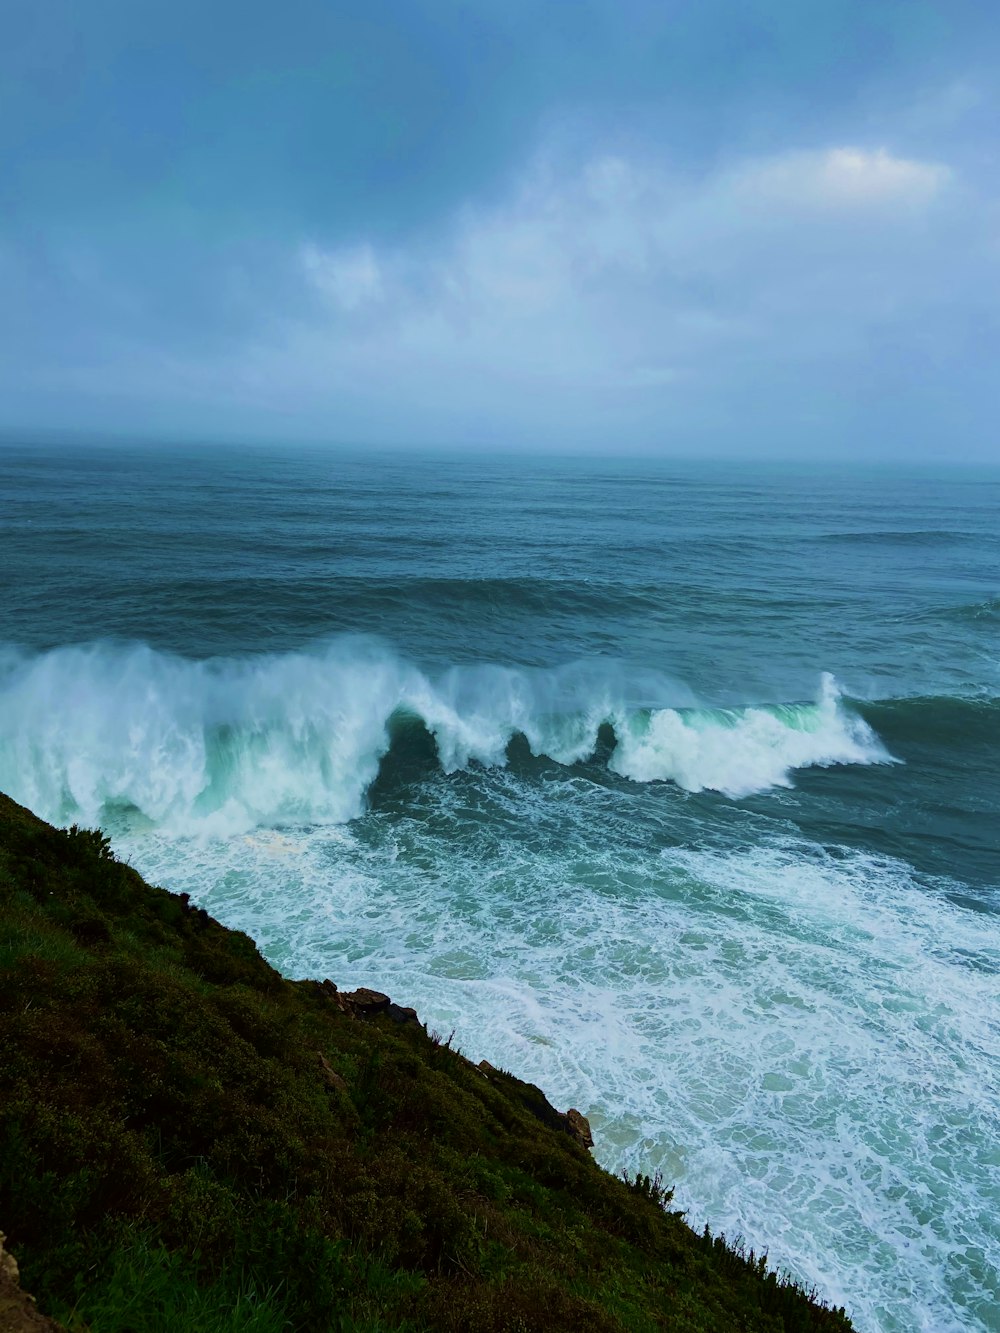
0,639,894,836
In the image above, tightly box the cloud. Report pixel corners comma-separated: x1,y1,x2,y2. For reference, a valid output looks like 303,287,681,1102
0,0,996,458
284,142,960,428
731,146,950,211
3,130,994,457
300,145,952,315
300,243,384,312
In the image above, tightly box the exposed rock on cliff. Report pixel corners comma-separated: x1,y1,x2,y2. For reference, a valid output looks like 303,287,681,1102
0,1233,62,1332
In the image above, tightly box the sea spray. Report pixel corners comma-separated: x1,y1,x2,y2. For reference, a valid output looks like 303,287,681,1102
609,673,890,796
0,641,889,835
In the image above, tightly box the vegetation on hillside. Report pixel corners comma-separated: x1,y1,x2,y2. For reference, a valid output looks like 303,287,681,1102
0,792,852,1331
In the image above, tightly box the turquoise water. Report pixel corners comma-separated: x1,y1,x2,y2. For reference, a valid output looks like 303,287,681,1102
2,442,999,1331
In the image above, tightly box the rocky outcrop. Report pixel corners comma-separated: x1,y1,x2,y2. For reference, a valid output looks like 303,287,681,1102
565,1107,594,1150
340,986,392,1017
314,979,427,1031
313,983,595,1151
478,1061,594,1153
0,1233,63,1332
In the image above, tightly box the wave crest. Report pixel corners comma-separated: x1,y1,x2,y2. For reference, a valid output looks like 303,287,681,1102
610,674,888,797
0,641,890,835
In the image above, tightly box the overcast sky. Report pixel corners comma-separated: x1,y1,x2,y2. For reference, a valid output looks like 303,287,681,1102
3,0,999,457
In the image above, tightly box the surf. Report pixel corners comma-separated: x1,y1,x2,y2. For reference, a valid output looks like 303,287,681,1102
0,638,891,836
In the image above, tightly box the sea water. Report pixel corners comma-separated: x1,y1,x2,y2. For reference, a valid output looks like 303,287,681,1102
2,442,998,1332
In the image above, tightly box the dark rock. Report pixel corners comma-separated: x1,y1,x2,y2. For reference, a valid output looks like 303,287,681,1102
341,988,391,1017
386,1003,421,1028
565,1108,594,1150
478,1063,593,1151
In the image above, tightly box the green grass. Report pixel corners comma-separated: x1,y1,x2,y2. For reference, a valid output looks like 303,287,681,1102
59,1228,290,1333
0,792,853,1331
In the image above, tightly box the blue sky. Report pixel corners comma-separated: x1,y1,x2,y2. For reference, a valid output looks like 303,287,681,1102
3,0,999,456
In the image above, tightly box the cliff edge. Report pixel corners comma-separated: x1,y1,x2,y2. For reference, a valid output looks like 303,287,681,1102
0,792,852,1332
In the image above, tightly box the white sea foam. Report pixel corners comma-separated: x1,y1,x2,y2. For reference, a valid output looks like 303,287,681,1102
0,641,402,834
3,639,993,1333
609,673,889,796
116,793,1000,1333
0,642,888,834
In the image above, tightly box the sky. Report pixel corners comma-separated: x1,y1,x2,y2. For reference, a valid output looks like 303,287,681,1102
2,0,1000,458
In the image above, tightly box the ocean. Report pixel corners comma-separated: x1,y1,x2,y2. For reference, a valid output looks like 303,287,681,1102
2,441,998,1332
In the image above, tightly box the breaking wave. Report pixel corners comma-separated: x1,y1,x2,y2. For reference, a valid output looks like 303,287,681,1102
0,639,891,836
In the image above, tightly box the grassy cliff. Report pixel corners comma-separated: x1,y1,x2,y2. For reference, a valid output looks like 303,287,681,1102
0,792,852,1332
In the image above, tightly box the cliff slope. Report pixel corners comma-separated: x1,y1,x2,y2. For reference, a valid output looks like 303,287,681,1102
0,792,851,1332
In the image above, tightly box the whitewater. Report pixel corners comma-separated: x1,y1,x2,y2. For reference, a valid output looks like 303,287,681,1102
0,641,888,833
2,443,998,1332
